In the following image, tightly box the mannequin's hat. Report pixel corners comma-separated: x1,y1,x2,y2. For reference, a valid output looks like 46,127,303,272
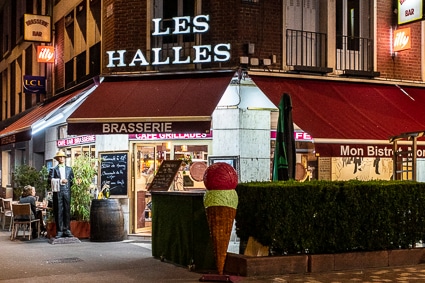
54,150,67,160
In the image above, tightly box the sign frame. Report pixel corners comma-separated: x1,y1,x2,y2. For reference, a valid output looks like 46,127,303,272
208,155,240,180
99,151,129,197
148,160,183,191
23,14,52,43
398,0,424,25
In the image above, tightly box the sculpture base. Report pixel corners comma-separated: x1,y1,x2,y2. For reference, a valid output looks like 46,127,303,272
49,237,81,245
199,274,237,282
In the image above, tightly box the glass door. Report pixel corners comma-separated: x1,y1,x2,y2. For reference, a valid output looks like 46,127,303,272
132,143,170,233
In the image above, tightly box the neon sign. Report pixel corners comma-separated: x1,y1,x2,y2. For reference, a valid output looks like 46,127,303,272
106,15,231,67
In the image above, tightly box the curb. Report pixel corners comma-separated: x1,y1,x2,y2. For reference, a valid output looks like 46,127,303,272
224,248,425,276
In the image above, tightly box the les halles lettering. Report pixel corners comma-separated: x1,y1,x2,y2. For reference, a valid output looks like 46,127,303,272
106,15,231,67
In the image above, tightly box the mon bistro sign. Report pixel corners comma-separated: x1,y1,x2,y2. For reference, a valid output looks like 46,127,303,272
315,143,425,158
106,15,231,67
54,133,425,158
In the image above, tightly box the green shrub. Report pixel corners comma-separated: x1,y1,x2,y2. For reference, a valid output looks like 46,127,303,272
13,165,48,200
235,180,425,255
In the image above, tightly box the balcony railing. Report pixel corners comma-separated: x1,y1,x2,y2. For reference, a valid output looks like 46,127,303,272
336,35,379,77
286,29,331,73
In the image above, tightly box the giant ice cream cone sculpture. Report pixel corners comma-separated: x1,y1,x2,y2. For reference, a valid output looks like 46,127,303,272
203,162,238,275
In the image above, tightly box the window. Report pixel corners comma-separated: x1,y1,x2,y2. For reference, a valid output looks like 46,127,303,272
25,45,37,108
65,59,74,87
336,0,370,51
10,61,16,116
58,125,67,139
335,0,373,72
286,0,319,32
2,150,12,186
89,42,101,78
76,51,86,83
159,0,195,44
152,0,196,66
61,2,101,90
2,3,11,56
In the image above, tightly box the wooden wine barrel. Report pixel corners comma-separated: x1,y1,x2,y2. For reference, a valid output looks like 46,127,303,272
90,199,124,242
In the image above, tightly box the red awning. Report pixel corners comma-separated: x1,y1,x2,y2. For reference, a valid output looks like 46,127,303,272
67,71,234,135
0,89,85,145
251,75,425,142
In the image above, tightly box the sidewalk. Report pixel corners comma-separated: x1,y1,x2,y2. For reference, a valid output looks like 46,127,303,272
2,229,425,283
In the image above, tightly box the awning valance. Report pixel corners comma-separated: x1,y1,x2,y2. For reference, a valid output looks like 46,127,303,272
67,71,234,135
0,85,94,145
251,75,425,142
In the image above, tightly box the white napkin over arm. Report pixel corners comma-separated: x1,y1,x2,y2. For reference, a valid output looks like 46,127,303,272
51,178,60,192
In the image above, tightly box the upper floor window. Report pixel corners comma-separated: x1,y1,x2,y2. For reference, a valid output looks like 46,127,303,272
155,0,195,44
152,0,196,69
336,0,371,51
286,0,319,32
335,0,374,73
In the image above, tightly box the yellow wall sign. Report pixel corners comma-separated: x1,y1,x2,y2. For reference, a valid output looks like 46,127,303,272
24,14,52,43
394,28,411,52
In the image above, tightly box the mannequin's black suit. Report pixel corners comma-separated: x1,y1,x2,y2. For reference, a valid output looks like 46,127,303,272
48,165,74,237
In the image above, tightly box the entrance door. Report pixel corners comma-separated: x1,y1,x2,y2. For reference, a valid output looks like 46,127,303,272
132,143,169,233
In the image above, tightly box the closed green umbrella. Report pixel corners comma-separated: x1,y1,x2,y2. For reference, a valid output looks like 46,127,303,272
273,93,296,181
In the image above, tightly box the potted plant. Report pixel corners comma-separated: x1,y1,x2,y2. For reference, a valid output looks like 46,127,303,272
69,154,99,238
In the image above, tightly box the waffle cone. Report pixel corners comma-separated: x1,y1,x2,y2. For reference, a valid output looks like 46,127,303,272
205,206,236,275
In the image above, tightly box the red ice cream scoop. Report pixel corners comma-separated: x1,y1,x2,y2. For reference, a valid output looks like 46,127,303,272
203,162,238,190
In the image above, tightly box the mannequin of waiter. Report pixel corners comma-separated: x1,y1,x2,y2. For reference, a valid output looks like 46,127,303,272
48,150,75,238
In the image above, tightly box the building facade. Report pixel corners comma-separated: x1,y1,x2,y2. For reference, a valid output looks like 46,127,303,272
1,0,425,234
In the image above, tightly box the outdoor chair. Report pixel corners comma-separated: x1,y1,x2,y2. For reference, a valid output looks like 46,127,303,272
10,203,40,240
1,198,13,231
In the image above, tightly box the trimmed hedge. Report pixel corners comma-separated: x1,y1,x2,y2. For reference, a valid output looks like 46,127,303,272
235,180,425,255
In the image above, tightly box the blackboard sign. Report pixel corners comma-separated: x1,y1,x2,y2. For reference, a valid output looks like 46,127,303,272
148,160,182,191
99,152,128,195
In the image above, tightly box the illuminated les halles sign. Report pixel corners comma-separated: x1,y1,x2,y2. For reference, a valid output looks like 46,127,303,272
106,15,231,67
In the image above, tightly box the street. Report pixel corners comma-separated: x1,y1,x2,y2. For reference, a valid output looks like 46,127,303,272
3,230,425,282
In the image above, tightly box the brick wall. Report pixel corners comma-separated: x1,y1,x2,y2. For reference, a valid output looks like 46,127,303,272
101,0,282,72
204,0,282,68
102,0,147,74
99,0,425,80
376,0,422,81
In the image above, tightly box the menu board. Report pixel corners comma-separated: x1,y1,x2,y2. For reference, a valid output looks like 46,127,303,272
318,157,331,181
99,152,128,196
148,160,182,191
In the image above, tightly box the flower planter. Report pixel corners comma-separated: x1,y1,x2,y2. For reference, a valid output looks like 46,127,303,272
46,222,56,239
224,248,425,276
45,221,90,239
71,220,90,239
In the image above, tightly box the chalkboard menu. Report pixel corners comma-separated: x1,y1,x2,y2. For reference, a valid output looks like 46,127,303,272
148,160,182,191
99,152,128,195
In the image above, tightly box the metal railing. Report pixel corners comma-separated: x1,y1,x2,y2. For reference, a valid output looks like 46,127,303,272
286,29,328,69
336,35,374,72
